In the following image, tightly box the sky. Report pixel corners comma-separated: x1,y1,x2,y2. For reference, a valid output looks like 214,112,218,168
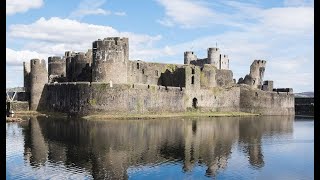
6,0,314,93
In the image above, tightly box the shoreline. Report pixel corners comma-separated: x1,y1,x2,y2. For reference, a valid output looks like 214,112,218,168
81,111,260,120
8,111,260,120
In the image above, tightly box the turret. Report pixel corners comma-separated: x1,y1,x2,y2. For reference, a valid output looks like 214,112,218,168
30,59,48,110
48,56,66,77
184,51,197,64
67,52,90,82
91,37,129,83
220,54,229,70
207,48,220,68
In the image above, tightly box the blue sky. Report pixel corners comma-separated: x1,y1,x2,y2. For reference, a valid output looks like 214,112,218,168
6,0,314,92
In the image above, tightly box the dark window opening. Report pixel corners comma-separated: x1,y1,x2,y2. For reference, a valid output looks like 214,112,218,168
148,85,150,89
192,68,195,74
192,98,198,109
137,63,139,69
191,76,194,84
142,69,144,74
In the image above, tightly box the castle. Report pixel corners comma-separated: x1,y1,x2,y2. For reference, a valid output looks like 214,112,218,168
20,37,294,116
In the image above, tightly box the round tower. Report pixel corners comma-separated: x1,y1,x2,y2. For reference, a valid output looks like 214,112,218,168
184,51,197,64
92,37,129,83
30,59,48,110
207,48,220,68
48,56,66,77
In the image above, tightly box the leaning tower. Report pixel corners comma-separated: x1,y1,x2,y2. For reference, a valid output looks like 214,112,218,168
29,59,48,110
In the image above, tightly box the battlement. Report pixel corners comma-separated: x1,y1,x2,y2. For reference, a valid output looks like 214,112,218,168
253,60,267,66
30,59,46,68
93,37,129,49
208,47,220,52
65,51,76,57
30,58,41,65
184,51,195,55
48,56,64,63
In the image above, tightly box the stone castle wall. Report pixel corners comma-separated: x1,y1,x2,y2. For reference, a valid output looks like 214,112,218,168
127,61,185,87
239,85,295,115
40,82,185,115
39,82,242,115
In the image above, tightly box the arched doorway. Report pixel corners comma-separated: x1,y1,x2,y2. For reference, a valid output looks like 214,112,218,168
192,98,198,109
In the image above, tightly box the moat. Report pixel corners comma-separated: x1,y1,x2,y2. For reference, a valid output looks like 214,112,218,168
6,116,313,179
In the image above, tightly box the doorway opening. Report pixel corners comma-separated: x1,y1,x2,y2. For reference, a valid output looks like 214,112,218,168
192,98,198,109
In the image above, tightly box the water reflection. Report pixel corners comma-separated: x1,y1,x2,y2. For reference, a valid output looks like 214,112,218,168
21,116,294,179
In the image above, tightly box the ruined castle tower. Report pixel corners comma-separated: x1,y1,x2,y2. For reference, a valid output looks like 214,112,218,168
91,37,129,83
66,50,91,82
240,60,266,89
30,59,48,110
220,54,229,70
207,48,220,68
249,60,266,88
207,48,230,70
48,56,66,77
184,51,197,64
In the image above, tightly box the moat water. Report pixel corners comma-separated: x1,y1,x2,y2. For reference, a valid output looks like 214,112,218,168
6,116,314,179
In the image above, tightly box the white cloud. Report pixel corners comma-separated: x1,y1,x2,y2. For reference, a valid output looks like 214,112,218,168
8,17,162,58
6,48,49,66
69,0,110,19
259,7,314,34
6,0,44,15
6,1,313,92
114,11,127,16
156,0,216,28
156,0,314,33
157,19,174,27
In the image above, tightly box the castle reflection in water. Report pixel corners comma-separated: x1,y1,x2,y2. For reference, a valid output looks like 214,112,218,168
20,116,294,179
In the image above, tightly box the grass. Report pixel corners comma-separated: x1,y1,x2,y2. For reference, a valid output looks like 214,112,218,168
82,111,260,120
10,111,68,118
8,111,259,121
